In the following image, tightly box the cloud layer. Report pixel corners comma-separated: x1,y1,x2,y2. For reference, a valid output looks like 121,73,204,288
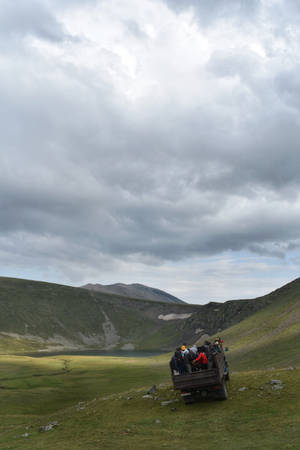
1,0,300,301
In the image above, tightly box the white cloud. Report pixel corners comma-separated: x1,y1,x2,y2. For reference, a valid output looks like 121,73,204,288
1,0,300,301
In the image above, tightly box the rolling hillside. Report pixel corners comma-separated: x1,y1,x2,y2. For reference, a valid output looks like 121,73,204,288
0,276,271,354
213,278,300,370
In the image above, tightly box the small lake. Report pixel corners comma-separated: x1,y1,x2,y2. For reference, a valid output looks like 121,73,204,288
25,350,166,358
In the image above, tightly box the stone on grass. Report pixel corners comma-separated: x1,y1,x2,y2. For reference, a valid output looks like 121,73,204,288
21,433,29,438
142,394,153,399
238,387,248,392
155,419,161,424
39,422,59,432
160,399,179,406
270,380,282,385
272,385,284,390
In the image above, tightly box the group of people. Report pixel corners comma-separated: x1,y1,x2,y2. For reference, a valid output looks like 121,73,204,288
170,338,224,375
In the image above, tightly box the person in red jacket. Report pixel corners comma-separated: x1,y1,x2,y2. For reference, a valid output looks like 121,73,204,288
192,346,208,370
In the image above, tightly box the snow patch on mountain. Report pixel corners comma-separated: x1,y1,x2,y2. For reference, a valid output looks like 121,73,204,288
158,313,192,321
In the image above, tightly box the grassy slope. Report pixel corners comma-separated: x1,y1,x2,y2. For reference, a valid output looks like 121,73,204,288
216,278,300,371
0,354,299,449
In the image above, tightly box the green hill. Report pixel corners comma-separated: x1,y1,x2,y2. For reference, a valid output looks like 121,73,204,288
0,276,271,354
214,278,300,370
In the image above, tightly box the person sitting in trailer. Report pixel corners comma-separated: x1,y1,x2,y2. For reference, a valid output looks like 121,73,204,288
192,346,208,370
203,340,214,369
213,339,222,353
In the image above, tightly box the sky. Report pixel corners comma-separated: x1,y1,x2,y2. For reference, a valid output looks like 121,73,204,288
1,0,300,304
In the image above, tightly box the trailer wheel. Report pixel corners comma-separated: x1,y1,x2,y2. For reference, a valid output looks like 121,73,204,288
216,379,228,401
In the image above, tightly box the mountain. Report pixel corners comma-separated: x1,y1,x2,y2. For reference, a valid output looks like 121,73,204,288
0,276,273,354
81,282,185,304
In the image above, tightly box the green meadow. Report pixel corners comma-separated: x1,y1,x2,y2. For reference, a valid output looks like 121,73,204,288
0,352,299,449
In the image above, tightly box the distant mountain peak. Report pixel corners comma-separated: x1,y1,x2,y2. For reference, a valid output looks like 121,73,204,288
81,282,185,304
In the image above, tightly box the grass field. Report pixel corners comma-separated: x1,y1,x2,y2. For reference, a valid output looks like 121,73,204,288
0,353,299,449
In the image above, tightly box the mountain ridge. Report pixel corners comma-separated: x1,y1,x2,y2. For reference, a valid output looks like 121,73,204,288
0,276,299,354
81,282,185,304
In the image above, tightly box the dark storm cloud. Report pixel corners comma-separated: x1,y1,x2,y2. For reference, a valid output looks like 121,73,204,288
1,0,300,283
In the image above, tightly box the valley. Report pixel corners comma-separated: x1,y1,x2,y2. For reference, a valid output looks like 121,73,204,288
0,276,300,448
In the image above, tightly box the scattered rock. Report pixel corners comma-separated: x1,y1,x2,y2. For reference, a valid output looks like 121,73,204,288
39,422,59,432
269,379,284,390
147,385,157,394
21,433,29,438
126,396,132,400
238,387,248,392
155,419,161,424
76,401,86,409
142,394,153,399
272,385,284,390
270,380,282,385
170,407,177,412
259,386,264,390
161,399,179,406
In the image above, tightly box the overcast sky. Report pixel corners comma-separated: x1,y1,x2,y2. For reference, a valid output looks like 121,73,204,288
1,0,300,303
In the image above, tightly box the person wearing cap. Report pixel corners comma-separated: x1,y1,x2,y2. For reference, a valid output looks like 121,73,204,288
170,347,186,375
181,345,192,373
189,344,198,357
213,339,222,353
181,344,189,355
